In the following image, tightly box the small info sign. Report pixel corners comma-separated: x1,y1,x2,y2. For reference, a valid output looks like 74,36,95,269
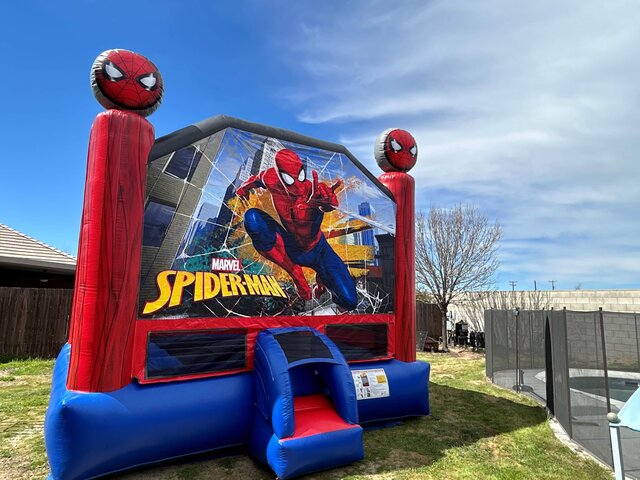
352,368,390,400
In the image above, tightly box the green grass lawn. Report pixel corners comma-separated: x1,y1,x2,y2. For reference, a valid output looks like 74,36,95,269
0,357,54,479
0,350,612,480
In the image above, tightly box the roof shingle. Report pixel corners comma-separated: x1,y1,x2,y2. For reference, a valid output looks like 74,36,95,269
0,223,76,272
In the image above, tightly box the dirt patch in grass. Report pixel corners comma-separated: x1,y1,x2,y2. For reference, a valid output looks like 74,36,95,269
0,378,24,388
444,347,485,361
0,424,48,479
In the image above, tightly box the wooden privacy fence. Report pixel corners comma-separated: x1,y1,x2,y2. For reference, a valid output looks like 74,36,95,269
416,301,442,340
0,287,72,358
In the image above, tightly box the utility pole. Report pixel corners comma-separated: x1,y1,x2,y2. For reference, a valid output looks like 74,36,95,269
549,280,556,291
534,280,537,291
509,280,517,292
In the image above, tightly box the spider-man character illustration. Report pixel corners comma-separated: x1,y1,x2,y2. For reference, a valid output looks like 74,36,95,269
236,148,358,310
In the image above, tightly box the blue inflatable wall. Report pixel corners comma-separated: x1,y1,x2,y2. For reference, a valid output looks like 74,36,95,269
46,342,429,479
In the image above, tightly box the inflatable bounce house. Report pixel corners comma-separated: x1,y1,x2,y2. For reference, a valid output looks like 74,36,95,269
45,49,430,479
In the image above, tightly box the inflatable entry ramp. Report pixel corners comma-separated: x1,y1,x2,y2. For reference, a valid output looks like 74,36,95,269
250,327,364,478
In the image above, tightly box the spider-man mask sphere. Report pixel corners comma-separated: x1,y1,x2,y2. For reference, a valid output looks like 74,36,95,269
275,149,307,196
90,49,163,117
374,128,418,172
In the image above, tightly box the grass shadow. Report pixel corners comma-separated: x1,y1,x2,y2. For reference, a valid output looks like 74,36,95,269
314,382,548,478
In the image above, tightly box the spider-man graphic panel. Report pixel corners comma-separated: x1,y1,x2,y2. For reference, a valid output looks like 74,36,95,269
138,127,396,318
237,148,357,310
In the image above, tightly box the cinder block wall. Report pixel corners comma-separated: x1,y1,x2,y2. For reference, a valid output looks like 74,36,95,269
450,290,640,332
545,290,640,312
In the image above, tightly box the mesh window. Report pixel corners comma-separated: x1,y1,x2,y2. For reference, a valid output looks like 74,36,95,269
325,324,388,361
146,329,246,379
165,146,202,182
274,330,333,363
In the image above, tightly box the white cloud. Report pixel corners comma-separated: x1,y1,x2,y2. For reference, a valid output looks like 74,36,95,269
271,0,640,289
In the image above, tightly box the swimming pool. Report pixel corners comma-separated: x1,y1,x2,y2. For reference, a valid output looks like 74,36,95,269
570,376,640,403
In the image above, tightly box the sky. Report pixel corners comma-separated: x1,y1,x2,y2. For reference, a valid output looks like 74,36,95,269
1,1,638,291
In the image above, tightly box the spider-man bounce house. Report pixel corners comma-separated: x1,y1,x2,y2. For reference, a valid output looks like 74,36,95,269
44,49,430,479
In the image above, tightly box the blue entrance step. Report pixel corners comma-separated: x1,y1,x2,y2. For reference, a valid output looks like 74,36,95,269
249,327,364,479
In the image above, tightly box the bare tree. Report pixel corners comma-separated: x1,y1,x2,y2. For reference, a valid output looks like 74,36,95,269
415,205,502,351
416,289,435,304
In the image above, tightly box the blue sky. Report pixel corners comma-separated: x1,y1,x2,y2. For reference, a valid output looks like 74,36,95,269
1,1,638,291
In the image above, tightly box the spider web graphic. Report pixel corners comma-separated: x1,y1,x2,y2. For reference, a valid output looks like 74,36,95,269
303,150,395,315
139,128,396,319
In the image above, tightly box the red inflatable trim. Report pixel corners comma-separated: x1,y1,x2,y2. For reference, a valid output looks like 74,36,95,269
379,172,416,363
67,110,154,392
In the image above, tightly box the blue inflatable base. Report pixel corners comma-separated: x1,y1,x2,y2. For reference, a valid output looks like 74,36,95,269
45,345,254,480
45,345,429,480
353,359,430,424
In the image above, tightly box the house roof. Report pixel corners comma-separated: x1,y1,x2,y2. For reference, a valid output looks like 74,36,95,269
0,223,76,273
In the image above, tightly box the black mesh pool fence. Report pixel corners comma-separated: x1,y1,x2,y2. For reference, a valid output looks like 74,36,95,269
485,309,640,479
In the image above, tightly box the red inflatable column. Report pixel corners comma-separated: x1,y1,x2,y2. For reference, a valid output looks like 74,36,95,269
375,129,418,363
67,50,163,392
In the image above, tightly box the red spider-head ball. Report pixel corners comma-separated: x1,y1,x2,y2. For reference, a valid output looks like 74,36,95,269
374,128,418,172
275,149,307,196
90,49,163,117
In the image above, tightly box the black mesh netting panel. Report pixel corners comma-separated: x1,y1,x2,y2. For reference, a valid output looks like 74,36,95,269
490,310,518,392
549,309,572,437
325,323,388,361
485,310,493,379
565,311,612,466
147,329,246,378
274,330,333,363
517,310,547,403
603,311,640,376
